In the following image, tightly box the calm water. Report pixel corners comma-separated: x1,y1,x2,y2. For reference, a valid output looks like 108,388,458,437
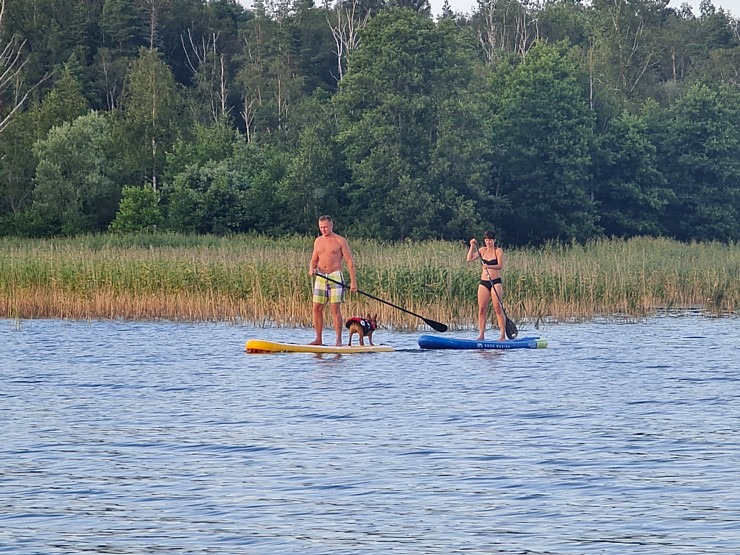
1,315,739,554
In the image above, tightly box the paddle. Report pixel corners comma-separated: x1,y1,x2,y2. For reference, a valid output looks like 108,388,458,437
474,243,518,339
314,272,448,332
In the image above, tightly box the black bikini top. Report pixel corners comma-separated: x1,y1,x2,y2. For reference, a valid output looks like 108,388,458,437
481,250,498,265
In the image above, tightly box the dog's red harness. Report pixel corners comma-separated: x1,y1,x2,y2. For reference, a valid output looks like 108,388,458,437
345,317,376,334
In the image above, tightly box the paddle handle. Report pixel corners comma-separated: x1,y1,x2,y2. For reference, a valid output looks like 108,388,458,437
313,272,448,332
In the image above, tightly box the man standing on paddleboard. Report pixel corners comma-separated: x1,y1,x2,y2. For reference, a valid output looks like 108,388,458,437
308,215,358,345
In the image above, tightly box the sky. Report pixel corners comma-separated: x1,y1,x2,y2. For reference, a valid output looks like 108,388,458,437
429,0,740,17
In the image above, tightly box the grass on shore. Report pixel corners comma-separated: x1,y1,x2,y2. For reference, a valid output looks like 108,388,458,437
1,233,738,329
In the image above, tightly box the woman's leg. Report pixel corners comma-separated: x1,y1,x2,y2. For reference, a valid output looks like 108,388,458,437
477,285,491,340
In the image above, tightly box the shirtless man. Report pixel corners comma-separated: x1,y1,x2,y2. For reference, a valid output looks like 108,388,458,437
308,215,358,345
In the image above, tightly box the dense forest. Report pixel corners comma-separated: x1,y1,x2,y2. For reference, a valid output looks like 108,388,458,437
1,0,739,244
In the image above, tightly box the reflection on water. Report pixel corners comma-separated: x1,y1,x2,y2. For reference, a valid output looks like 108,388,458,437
1,315,739,554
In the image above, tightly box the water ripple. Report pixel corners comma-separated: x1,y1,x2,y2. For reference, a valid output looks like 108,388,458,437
1,316,739,554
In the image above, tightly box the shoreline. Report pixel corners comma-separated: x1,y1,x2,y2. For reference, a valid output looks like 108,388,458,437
0,289,731,329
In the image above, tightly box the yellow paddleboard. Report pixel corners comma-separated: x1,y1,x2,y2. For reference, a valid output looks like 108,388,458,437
246,339,395,354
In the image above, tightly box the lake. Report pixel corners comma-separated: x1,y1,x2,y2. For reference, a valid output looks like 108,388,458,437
2,314,739,554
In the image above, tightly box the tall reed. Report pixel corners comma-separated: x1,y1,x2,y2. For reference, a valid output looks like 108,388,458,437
1,234,737,329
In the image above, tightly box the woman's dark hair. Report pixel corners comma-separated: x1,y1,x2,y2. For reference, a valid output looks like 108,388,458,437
483,230,496,240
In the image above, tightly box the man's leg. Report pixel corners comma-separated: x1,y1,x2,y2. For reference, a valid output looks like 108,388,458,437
310,302,324,345
330,302,343,346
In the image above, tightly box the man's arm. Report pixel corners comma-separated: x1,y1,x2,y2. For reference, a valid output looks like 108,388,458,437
309,239,320,275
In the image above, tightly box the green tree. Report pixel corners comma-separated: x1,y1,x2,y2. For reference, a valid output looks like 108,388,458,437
291,0,337,93
164,116,240,175
234,5,305,143
471,0,535,65
537,0,590,48
426,17,493,241
176,0,251,125
488,43,598,245
650,2,739,99
0,111,36,221
0,0,91,88
100,0,148,54
162,118,243,232
387,0,430,14
109,184,163,232
165,160,249,234
334,9,482,240
90,47,130,111
30,65,90,132
589,0,670,103
230,141,291,234
158,0,249,92
117,47,185,189
592,107,670,238
656,83,740,241
276,95,342,234
0,67,89,231
32,111,119,234
161,120,295,235
428,88,491,241
688,5,740,90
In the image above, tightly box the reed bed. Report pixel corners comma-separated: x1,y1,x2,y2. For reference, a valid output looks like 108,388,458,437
1,234,738,330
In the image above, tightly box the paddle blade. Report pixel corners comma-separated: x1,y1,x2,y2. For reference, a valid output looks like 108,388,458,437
505,318,518,339
425,319,448,333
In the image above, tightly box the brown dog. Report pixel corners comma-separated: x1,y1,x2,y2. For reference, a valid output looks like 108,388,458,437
345,314,378,346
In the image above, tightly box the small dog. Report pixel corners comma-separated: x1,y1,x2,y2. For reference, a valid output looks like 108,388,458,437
345,314,378,346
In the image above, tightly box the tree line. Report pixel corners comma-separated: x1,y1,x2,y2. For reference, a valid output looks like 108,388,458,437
1,0,739,244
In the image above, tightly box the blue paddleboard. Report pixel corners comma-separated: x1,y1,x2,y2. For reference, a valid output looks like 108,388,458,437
418,335,547,350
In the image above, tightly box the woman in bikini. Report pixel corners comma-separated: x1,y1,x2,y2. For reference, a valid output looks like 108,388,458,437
466,230,506,341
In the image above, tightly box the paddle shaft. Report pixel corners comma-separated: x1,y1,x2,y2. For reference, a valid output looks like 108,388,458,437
314,272,448,332
474,243,518,339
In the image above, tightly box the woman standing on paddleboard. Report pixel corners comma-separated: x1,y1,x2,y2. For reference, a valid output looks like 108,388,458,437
466,230,507,341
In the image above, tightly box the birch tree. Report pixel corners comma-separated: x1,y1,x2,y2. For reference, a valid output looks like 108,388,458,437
590,0,667,99
476,0,536,64
0,0,31,134
118,47,183,189
182,30,230,123
236,1,304,143
324,0,370,82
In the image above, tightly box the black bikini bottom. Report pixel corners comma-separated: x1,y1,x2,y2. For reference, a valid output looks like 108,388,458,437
479,278,502,290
